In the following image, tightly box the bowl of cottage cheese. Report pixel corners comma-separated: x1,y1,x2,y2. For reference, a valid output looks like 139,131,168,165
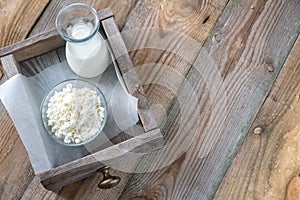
40,79,107,146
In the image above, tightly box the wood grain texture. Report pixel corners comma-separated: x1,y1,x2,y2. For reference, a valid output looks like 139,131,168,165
0,54,21,78
214,35,300,200
0,0,50,48
0,54,34,199
0,29,64,62
0,104,34,200
118,0,300,199
286,176,300,200
0,0,299,199
39,128,161,191
0,0,49,199
29,0,139,36
122,0,229,125
102,17,158,132
22,169,133,200
0,8,115,62
20,50,61,76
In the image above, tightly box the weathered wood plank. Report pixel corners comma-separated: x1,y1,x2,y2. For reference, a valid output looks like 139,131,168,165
121,0,229,124
0,106,35,200
102,17,158,132
39,128,161,191
0,8,116,62
0,29,63,62
20,135,136,199
0,0,50,48
21,140,141,200
286,176,300,200
119,0,300,199
0,54,21,78
29,0,140,36
214,35,300,200
0,0,298,199
24,172,140,200
0,0,49,199
22,169,134,200
20,50,61,76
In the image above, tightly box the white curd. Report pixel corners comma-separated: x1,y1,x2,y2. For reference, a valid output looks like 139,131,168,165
46,84,105,144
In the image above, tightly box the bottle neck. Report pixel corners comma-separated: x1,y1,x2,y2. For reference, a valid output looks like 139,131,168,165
65,22,99,44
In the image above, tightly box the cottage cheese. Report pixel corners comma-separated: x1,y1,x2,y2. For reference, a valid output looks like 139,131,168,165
46,83,105,144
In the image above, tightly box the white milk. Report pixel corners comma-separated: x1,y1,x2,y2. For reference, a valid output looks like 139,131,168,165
66,23,110,78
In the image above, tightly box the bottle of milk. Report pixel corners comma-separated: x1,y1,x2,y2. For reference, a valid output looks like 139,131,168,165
56,2,109,78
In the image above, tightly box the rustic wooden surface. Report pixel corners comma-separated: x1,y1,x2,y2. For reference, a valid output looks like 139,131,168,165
39,128,162,191
0,0,299,200
0,0,50,199
101,16,158,132
118,0,300,199
0,0,50,48
28,0,139,36
214,35,300,200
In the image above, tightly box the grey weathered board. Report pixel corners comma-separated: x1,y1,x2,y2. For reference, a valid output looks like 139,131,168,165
0,8,162,191
116,0,300,199
215,34,300,200
29,0,139,36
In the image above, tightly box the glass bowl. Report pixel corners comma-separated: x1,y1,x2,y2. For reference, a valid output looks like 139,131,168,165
40,79,107,146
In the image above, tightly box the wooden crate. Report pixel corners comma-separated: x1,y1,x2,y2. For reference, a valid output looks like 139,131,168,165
0,8,162,191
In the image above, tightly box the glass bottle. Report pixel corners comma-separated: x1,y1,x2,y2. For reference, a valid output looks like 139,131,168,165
56,2,109,78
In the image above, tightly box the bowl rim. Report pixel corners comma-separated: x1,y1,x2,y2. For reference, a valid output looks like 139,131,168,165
40,79,108,147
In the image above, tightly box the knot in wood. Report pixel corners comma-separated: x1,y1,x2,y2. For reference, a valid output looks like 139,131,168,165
253,127,263,135
138,87,144,93
214,34,222,43
267,64,274,72
135,83,143,93
264,57,274,73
